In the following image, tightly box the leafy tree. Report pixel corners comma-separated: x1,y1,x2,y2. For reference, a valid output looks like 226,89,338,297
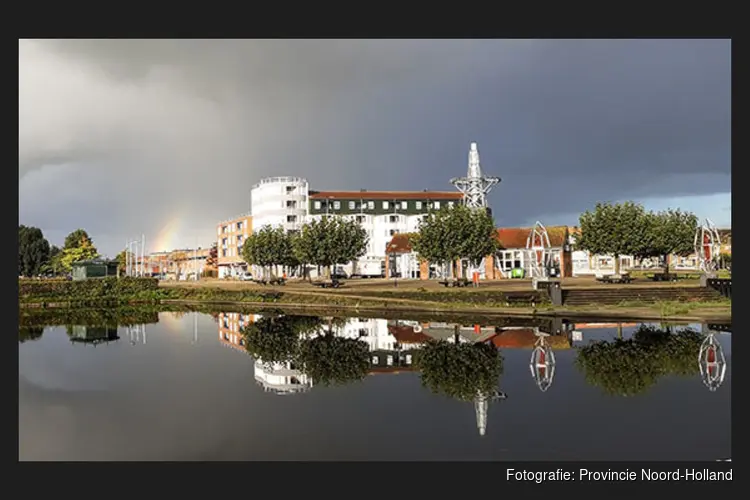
575,202,650,274
641,209,698,274
243,315,323,364
411,205,499,278
18,225,51,277
241,226,289,279
297,329,371,386
19,326,45,343
59,234,99,271
575,325,704,397
205,243,218,269
414,339,503,402
294,216,368,278
64,229,93,250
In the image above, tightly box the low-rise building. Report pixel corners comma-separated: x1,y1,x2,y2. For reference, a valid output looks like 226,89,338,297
216,214,253,278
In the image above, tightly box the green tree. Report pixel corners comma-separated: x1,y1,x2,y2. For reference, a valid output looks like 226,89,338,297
59,232,99,271
243,315,322,364
64,229,93,250
641,209,698,274
575,202,650,274
19,326,45,343
241,226,284,279
575,325,704,397
411,205,499,278
297,328,371,386
18,225,51,277
294,216,368,278
414,339,503,402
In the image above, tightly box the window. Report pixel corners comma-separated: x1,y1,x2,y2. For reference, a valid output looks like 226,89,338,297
287,215,297,223
236,221,242,230
222,249,227,257
448,201,454,208
371,356,379,365
434,201,441,209
286,200,297,208
389,229,399,236
237,235,243,244
348,201,355,209
383,201,389,209
389,215,399,223
358,328,368,337
387,355,393,366
367,201,374,209
401,201,408,210
415,201,422,210
222,225,228,233
405,354,412,365
314,201,321,209
286,185,295,193
333,201,340,209
356,215,366,224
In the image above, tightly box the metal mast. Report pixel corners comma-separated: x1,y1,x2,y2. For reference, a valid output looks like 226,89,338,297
451,142,500,209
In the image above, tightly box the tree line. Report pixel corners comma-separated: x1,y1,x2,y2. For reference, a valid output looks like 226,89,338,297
18,227,100,278
240,202,714,279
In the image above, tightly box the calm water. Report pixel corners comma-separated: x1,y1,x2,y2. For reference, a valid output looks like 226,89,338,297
18,312,731,461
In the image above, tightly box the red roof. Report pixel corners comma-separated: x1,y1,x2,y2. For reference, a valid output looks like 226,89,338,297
495,226,570,249
309,191,464,200
385,233,415,254
388,324,432,344
491,329,572,349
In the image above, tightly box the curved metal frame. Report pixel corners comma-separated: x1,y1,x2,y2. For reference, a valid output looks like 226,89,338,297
529,332,556,392
694,218,722,273
698,333,727,392
526,221,551,278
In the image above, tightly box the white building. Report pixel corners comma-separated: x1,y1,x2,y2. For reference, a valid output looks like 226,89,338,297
254,360,313,395
250,176,309,234
306,191,464,277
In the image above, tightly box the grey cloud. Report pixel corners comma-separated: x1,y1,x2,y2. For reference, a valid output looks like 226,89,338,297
19,39,730,255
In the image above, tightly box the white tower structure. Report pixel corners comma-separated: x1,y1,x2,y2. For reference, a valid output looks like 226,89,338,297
473,390,507,436
451,142,500,210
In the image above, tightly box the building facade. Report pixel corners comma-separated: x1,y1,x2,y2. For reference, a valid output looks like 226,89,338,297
216,214,253,278
307,190,464,276
250,177,309,233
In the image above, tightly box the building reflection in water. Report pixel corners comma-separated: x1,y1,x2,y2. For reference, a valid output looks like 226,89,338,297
126,324,147,345
68,325,120,346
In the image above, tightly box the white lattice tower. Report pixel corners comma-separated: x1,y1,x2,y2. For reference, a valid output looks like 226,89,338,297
694,218,722,273
451,142,500,209
475,392,488,436
526,222,551,278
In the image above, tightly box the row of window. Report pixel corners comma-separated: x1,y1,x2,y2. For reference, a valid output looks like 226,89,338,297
313,199,452,211
218,220,247,235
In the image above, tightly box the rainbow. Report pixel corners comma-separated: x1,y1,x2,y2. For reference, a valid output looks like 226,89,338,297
152,217,182,253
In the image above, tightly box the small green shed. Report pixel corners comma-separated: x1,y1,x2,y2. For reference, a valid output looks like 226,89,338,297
71,259,119,280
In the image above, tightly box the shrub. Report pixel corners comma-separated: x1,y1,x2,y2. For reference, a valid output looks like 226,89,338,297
19,277,159,300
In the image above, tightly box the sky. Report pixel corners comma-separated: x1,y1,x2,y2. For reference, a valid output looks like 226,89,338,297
19,39,731,257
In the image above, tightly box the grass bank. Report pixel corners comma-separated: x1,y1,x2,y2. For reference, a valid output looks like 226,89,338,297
18,277,731,322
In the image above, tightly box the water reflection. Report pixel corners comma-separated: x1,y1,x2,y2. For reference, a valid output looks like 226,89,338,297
18,310,731,460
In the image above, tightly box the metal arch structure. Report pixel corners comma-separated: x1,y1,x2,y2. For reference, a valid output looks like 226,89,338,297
694,218,722,273
526,221,552,279
451,142,500,210
529,332,556,392
698,333,727,392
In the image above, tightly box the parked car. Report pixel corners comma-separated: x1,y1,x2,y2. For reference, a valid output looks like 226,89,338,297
240,272,254,281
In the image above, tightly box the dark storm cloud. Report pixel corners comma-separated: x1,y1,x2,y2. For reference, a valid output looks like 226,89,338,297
19,39,730,254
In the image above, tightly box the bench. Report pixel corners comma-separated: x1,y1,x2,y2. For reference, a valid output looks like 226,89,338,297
595,273,632,284
650,272,677,282
504,294,539,307
312,279,342,289
438,278,471,288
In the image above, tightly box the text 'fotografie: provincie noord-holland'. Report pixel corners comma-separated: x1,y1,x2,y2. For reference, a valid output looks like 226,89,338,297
506,468,732,483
